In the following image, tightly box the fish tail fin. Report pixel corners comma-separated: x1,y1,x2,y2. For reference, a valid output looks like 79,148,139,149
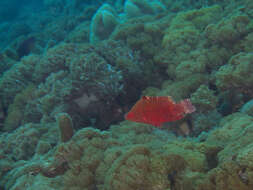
179,99,196,114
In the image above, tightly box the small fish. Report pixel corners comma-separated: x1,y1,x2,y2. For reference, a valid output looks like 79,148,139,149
125,96,196,127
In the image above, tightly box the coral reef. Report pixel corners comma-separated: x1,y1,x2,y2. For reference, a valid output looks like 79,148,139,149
90,4,119,43
0,54,38,107
205,14,252,45
216,52,253,95
3,114,253,190
0,124,41,161
191,85,218,112
124,0,166,19
0,40,147,131
1,0,253,190
3,84,37,131
240,99,253,116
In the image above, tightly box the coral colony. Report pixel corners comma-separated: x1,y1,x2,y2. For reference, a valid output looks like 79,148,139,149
0,0,253,190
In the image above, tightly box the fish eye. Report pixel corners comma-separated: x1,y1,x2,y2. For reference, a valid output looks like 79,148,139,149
143,96,149,100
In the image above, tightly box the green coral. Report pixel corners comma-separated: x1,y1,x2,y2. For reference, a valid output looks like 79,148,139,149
90,4,118,43
205,14,253,44
0,54,38,108
175,53,207,80
3,84,37,131
162,5,222,49
157,74,207,101
3,113,253,190
215,52,253,95
191,85,218,111
111,16,164,60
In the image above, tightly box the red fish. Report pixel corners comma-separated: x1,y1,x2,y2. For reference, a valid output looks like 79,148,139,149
125,96,196,127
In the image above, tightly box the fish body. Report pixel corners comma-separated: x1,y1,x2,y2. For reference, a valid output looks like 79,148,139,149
125,96,196,127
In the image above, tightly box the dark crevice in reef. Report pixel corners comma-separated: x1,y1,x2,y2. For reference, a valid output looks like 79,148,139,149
206,147,223,170
167,171,177,190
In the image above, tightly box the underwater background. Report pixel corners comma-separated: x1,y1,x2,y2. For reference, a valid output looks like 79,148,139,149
0,0,253,189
